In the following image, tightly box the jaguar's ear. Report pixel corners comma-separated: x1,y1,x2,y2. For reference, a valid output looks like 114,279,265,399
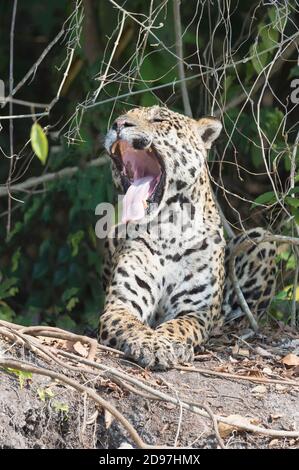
195,116,222,149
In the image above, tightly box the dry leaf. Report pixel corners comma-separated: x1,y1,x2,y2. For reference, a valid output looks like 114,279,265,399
262,367,273,376
255,346,274,358
118,442,133,449
218,414,258,438
270,414,283,420
218,422,236,438
251,385,267,394
73,341,88,357
228,356,238,363
281,353,299,367
215,364,234,373
232,344,250,357
86,410,98,425
163,403,176,410
104,410,114,429
269,439,279,447
275,384,288,392
239,348,250,357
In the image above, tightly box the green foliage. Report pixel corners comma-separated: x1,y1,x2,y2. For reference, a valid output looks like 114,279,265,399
1,163,113,330
37,387,55,401
37,387,69,416
5,368,32,389
30,123,49,165
0,0,298,330
52,401,69,414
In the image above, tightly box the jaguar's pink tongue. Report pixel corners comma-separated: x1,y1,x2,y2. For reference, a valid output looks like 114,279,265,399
121,176,153,223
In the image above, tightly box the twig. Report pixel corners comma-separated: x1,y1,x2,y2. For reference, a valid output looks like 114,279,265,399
84,31,299,109
93,11,126,102
3,97,49,108
1,324,299,441
18,325,112,360
175,365,299,388
0,112,48,120
229,240,259,333
186,400,226,449
0,156,108,197
290,130,299,328
48,48,75,109
55,350,233,444
6,0,18,236
172,0,192,117
0,320,123,357
214,35,299,118
229,234,299,332
107,0,188,68
0,357,148,449
291,253,299,328
8,1,83,99
54,350,299,438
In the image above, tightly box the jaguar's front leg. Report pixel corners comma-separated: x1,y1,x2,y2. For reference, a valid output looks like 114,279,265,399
155,312,214,364
99,306,179,369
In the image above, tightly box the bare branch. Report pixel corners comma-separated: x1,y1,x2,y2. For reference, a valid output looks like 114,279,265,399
0,156,108,197
229,234,299,331
6,0,18,236
172,0,192,117
93,11,126,102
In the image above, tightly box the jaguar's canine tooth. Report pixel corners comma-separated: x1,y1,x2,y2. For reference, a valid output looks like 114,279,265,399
111,142,117,154
143,142,152,150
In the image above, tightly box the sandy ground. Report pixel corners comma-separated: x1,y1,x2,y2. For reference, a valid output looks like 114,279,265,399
0,322,298,449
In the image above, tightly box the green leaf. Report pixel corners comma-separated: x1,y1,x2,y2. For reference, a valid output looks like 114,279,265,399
252,191,276,207
24,197,42,224
288,187,299,195
285,196,299,208
56,315,76,330
6,221,23,242
0,301,16,321
293,210,299,225
250,43,268,75
11,248,21,272
52,401,69,413
68,230,84,257
32,262,49,280
0,277,18,300
37,387,54,401
66,297,79,312
62,287,79,303
7,368,32,389
30,123,48,165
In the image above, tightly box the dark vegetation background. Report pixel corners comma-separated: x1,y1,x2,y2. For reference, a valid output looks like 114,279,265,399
0,0,298,333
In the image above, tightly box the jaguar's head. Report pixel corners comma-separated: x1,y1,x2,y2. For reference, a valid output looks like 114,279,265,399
105,106,222,223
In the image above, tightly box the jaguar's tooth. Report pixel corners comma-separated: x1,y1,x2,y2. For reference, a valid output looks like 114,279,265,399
143,142,152,150
111,142,117,154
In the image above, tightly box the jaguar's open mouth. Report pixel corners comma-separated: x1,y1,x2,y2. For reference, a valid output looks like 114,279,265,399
110,140,165,223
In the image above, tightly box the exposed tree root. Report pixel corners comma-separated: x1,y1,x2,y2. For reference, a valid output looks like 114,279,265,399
1,319,298,449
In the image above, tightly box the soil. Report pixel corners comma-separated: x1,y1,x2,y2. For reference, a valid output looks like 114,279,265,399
0,323,298,449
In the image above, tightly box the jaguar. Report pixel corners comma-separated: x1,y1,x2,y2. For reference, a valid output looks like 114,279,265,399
98,105,276,370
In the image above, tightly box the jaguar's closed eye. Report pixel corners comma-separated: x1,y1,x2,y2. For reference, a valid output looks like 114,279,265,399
151,118,167,123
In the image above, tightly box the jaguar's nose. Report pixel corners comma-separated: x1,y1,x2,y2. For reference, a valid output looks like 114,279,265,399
112,117,136,133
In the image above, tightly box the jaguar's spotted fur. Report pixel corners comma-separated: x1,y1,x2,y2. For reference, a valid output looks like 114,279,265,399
98,106,276,370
